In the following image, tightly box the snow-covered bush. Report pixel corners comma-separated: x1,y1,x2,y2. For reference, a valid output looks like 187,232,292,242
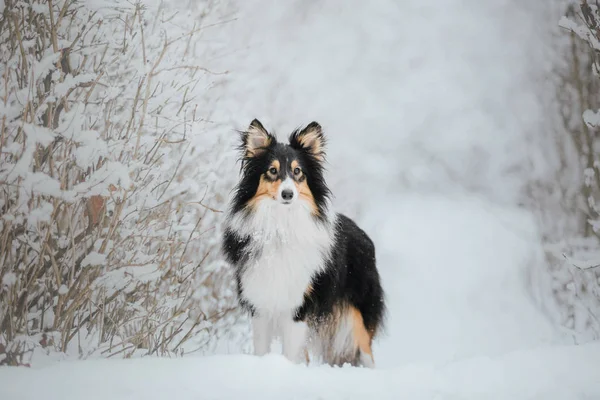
539,1,600,342
0,0,239,365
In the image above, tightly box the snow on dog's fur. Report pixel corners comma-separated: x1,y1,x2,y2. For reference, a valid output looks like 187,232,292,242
222,119,385,367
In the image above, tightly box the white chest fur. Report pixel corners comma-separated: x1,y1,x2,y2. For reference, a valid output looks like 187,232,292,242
229,200,334,314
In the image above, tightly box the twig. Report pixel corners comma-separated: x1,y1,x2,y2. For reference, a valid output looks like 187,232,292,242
137,3,147,64
133,37,168,159
154,65,228,76
562,253,600,270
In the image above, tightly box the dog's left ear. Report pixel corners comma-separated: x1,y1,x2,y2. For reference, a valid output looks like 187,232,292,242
291,121,326,161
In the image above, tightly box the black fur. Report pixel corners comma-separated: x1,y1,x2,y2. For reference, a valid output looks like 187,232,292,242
222,228,255,315
294,214,385,335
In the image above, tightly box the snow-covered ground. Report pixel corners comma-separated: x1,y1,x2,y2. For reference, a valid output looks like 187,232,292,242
2,343,600,399
366,194,557,367
3,0,600,398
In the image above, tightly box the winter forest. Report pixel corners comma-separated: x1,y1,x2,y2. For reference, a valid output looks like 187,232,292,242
1,0,600,398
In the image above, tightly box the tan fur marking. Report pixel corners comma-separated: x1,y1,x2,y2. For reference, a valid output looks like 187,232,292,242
349,306,373,358
298,128,323,160
269,160,280,175
305,283,313,296
296,180,318,214
304,348,310,365
290,160,318,215
247,175,281,209
245,124,272,158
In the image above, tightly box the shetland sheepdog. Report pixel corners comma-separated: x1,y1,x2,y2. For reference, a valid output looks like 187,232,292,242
222,119,385,367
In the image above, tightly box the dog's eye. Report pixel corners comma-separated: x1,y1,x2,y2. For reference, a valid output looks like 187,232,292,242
293,167,301,175
268,167,278,175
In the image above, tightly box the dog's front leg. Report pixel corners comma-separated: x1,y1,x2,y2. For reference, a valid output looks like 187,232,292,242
252,313,273,356
281,317,308,363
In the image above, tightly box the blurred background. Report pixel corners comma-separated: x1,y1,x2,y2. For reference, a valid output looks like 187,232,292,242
1,0,600,368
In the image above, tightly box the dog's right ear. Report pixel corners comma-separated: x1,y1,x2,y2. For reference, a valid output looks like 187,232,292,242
241,119,274,158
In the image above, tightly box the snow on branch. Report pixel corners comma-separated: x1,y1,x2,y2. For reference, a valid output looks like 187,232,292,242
562,252,600,270
0,0,239,366
543,0,600,342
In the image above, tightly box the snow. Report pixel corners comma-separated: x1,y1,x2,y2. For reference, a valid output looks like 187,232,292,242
2,0,599,397
562,253,600,270
583,109,600,128
1,272,16,287
8,124,56,181
1,343,600,400
32,53,60,82
71,161,131,197
26,201,53,228
81,252,107,267
21,124,55,147
20,172,62,198
365,194,556,366
53,74,96,98
559,15,600,51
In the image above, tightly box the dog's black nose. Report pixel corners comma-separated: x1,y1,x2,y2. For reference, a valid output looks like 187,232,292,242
281,189,294,201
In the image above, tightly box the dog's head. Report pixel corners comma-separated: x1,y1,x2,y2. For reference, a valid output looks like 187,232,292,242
231,119,330,219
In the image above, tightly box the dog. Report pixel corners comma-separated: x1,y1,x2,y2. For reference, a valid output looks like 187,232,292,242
222,119,385,367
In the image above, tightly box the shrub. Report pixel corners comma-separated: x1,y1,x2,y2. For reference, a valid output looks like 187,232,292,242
0,0,239,365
